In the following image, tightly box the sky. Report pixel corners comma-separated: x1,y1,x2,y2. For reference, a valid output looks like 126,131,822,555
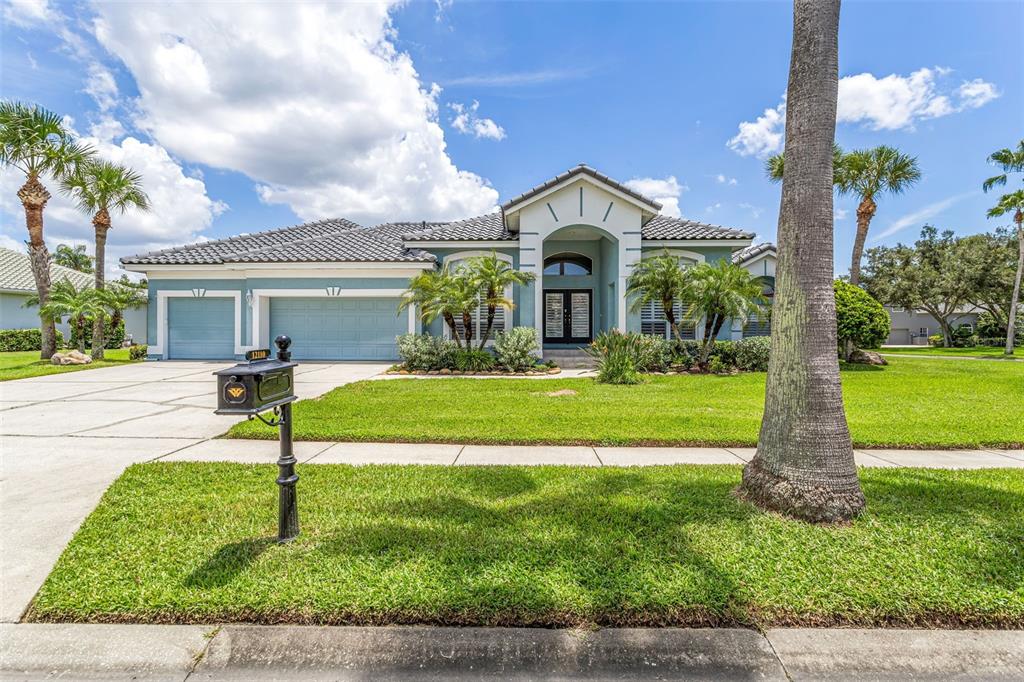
1,0,1021,278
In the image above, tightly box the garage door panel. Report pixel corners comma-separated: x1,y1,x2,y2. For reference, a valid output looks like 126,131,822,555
168,297,235,359
269,297,404,360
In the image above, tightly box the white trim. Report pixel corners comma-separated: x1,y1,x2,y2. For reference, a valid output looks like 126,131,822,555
129,264,431,279
645,248,707,264
402,240,517,249
503,173,659,218
248,287,411,350
151,289,245,359
737,251,776,273
641,239,753,248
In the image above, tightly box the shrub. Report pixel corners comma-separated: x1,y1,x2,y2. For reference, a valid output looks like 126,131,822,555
129,344,148,360
453,348,496,372
708,356,730,374
0,328,65,352
586,331,647,384
396,334,459,371
950,324,974,348
928,334,944,347
835,280,890,350
671,340,702,368
104,319,126,349
733,336,771,371
494,327,539,371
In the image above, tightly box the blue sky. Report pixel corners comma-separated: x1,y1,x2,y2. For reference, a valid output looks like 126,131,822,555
1,0,1020,276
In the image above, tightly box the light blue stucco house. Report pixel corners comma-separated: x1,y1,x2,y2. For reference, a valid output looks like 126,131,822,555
122,165,774,361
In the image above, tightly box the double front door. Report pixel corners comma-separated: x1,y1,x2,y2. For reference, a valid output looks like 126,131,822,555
544,289,592,344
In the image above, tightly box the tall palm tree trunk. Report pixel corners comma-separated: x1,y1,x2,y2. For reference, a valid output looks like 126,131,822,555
1006,212,1023,356
18,174,57,359
849,196,876,285
91,209,111,359
740,0,865,523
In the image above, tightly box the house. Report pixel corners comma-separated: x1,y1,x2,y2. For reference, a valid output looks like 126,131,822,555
122,164,776,361
0,247,148,344
884,306,980,345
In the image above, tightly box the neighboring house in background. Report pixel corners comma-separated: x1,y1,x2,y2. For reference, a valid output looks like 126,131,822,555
122,164,777,361
884,306,980,345
0,247,148,345
732,243,776,338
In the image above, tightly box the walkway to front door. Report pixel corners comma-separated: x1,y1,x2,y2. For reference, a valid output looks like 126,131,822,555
543,289,592,344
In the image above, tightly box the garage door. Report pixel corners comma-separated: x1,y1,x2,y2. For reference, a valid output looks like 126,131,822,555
168,297,235,359
269,297,405,360
888,328,911,345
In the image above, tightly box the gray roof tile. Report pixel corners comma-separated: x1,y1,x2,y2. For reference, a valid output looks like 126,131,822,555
501,164,663,212
642,215,754,241
400,213,514,242
732,242,776,264
0,247,95,292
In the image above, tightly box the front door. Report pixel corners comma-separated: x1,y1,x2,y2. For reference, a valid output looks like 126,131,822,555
543,289,592,344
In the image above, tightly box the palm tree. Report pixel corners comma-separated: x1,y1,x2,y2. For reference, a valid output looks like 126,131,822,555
0,101,94,359
52,244,93,273
684,259,768,368
765,143,845,183
61,160,149,360
399,265,478,348
739,0,865,523
986,191,1024,356
101,280,148,346
35,279,106,354
464,253,535,350
838,146,921,285
625,251,694,341
982,140,1024,192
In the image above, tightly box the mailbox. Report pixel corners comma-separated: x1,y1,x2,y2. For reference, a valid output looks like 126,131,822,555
214,349,297,415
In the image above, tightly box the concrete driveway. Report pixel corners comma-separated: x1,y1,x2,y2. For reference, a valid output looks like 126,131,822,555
0,360,388,623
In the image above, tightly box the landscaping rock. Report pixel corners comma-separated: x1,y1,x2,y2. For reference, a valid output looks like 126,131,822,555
547,367,560,374
50,351,92,366
849,349,888,366
452,370,463,375
427,370,440,375
413,370,427,375
398,369,410,375
439,368,452,375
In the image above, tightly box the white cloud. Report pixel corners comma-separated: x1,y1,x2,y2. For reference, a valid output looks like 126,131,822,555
738,202,763,219
624,176,688,218
90,2,499,225
449,101,507,141
870,192,975,242
715,174,738,186
83,63,119,111
2,0,55,27
705,202,722,214
729,67,1000,157
444,68,590,87
835,208,848,221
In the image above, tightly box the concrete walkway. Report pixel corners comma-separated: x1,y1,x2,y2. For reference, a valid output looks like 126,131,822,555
2,623,1021,680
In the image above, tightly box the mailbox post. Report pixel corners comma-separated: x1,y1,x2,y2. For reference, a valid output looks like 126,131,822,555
214,335,300,543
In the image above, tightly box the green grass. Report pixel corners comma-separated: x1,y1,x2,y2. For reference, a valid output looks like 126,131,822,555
227,357,1023,448
881,346,1020,359
29,462,1024,628
0,348,136,381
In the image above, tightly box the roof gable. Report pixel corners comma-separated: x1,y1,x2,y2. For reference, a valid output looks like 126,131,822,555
500,164,662,218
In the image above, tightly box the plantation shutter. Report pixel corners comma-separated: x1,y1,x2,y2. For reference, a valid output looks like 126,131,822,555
477,288,507,343
641,300,695,340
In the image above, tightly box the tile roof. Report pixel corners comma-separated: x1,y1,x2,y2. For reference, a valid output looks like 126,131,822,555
732,242,777,264
222,230,434,263
400,213,515,241
642,215,755,241
501,164,662,212
0,247,94,293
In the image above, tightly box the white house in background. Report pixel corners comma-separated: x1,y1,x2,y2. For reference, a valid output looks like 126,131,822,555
0,247,148,344
884,306,981,346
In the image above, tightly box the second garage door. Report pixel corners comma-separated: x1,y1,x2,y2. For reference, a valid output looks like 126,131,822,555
269,297,405,360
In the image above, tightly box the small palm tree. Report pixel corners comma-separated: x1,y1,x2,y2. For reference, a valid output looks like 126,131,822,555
101,280,148,346
625,251,693,341
61,160,149,360
986,190,1024,356
464,253,535,349
0,101,94,359
685,259,769,369
52,244,93,273
837,146,921,285
35,279,106,354
399,265,478,348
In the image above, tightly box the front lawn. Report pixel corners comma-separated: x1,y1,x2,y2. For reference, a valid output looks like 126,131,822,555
29,462,1024,628
881,346,1019,359
0,348,136,382
227,357,1023,448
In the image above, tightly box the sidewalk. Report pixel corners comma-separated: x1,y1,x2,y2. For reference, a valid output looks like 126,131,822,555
2,623,1022,680
158,439,1024,468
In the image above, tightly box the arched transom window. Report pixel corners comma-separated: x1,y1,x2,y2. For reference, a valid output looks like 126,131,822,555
543,253,592,276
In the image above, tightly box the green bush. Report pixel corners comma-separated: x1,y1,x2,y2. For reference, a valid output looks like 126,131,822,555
835,280,890,350
951,324,974,348
928,334,944,347
708,356,730,374
104,319,125,349
493,327,539,371
733,336,771,371
0,328,65,352
129,344,148,360
396,334,459,370
453,348,496,372
586,331,648,384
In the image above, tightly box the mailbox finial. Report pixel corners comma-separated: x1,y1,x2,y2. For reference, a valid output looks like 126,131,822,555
275,334,292,361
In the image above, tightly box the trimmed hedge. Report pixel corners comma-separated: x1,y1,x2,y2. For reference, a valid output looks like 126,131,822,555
0,328,66,353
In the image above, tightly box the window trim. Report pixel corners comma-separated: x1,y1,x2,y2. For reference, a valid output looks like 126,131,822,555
543,252,593,276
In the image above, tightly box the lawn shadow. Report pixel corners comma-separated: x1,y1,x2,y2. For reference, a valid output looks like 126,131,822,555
185,536,275,589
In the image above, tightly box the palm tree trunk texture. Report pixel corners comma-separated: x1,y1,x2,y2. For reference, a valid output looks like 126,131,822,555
849,196,876,285
461,312,474,349
91,210,111,359
1006,212,1023,355
664,298,684,342
18,175,58,359
740,0,865,523
443,313,463,346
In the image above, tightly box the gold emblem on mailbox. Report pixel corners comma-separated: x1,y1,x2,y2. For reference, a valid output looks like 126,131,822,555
227,386,245,399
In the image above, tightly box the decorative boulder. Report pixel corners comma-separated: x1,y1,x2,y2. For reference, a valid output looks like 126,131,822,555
50,351,92,365
848,349,887,366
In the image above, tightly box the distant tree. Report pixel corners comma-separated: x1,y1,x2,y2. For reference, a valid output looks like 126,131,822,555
981,140,1024,356
100,280,148,345
463,253,535,350
834,280,890,354
862,226,974,347
0,101,94,358
61,160,150,360
959,229,1018,334
625,251,694,342
52,244,93,273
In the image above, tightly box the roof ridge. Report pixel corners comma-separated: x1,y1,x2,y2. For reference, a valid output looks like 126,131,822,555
500,165,662,212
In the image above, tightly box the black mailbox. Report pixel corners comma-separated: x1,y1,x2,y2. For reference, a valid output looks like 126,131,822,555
214,349,297,415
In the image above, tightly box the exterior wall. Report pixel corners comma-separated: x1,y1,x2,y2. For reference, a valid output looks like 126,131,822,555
2,291,147,343
885,307,979,345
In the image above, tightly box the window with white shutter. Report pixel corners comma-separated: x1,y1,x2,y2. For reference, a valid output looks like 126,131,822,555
640,300,695,340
